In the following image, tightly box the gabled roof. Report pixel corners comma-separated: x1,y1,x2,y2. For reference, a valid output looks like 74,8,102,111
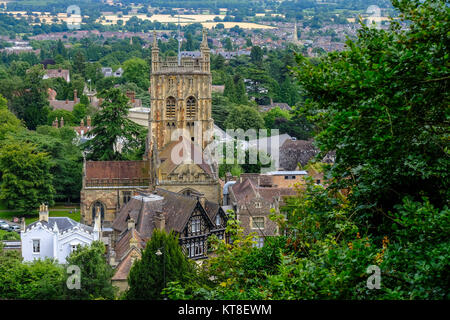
112,188,217,239
115,228,145,262
158,137,215,178
111,246,141,281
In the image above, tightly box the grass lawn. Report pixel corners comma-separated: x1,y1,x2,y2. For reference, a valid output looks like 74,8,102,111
0,210,81,225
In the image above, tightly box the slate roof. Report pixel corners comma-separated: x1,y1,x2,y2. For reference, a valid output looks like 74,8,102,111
25,217,94,233
280,139,336,170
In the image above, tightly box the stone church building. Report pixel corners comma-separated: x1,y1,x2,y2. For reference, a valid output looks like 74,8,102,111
80,30,221,228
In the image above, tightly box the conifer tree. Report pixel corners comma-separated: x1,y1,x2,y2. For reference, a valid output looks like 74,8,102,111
126,230,195,300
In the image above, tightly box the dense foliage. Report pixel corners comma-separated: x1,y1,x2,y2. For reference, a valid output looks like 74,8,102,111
126,229,196,300
0,241,114,300
163,0,450,300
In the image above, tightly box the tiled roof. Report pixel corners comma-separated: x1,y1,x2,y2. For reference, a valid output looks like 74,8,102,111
230,177,296,204
49,100,76,111
158,137,215,178
85,160,150,180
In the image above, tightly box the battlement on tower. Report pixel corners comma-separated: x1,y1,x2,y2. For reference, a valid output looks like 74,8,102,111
154,55,207,74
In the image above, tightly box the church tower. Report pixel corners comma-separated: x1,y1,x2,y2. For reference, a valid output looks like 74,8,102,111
147,29,220,203
292,21,300,45
149,29,213,153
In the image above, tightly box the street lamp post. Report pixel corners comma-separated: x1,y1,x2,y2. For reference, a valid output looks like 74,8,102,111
155,244,166,300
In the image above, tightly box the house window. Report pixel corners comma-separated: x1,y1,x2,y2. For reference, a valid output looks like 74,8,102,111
252,217,265,229
215,215,221,226
186,240,204,258
253,236,264,248
194,240,204,256
186,96,196,119
71,244,78,253
123,191,131,204
191,216,201,233
166,97,176,119
33,240,40,253
316,179,321,184
254,202,261,208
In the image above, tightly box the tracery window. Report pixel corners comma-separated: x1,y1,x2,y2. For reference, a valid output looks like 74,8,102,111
166,97,176,119
186,96,196,119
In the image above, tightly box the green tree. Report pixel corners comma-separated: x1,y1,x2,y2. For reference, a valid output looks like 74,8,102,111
123,57,150,90
12,65,50,130
224,105,265,131
64,241,116,300
72,103,87,124
292,0,449,230
126,229,195,300
250,46,263,66
0,139,55,212
0,95,23,140
84,88,145,161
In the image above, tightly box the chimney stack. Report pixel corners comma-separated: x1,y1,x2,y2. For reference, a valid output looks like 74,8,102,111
154,211,165,231
52,117,58,128
127,217,135,231
73,89,78,103
86,115,91,127
39,203,49,222
60,117,64,127
21,217,26,232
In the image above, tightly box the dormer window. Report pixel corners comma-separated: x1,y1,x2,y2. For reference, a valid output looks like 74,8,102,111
215,215,221,226
252,217,265,229
191,216,201,233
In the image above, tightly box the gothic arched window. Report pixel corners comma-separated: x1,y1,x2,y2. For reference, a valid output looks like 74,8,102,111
186,96,196,119
91,201,105,223
166,97,176,119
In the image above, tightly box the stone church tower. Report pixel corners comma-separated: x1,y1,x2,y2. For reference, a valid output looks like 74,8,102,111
149,29,214,153
147,29,220,202
80,30,220,228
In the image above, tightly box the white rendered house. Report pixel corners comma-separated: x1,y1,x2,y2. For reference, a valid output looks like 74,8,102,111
21,204,101,263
